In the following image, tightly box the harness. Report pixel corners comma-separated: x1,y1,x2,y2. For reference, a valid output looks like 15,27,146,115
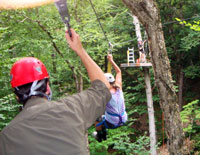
96,112,125,129
96,89,126,129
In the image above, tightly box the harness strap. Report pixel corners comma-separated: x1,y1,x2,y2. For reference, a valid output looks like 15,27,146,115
96,120,104,127
106,111,125,126
97,89,126,129
106,111,125,117
29,80,52,101
96,111,125,129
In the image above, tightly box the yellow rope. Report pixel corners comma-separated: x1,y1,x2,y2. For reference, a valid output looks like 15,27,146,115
107,61,112,73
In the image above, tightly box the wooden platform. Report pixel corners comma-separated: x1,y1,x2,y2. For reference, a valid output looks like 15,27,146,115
120,63,152,68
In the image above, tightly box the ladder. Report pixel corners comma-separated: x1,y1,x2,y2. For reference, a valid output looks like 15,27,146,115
127,48,135,66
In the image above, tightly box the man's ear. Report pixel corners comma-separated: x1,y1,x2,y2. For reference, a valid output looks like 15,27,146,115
45,82,51,95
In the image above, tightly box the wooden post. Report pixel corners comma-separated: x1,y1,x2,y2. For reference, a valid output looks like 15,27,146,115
144,67,157,155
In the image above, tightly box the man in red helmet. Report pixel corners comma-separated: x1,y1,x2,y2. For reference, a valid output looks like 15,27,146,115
0,29,111,155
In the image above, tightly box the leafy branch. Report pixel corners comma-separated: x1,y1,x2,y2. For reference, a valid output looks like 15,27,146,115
21,14,83,91
176,18,200,32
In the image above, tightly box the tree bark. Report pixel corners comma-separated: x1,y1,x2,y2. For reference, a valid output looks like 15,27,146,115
178,70,184,111
122,0,186,154
51,53,57,74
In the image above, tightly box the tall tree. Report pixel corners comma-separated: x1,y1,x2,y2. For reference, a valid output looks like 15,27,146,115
157,0,200,110
122,0,186,154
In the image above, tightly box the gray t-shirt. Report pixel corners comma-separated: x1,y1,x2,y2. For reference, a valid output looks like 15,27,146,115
0,80,111,155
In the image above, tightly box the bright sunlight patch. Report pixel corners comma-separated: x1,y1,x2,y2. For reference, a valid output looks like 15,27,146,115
0,0,57,10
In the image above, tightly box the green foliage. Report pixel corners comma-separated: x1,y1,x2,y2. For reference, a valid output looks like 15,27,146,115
180,30,200,52
0,0,200,153
180,100,200,133
0,56,21,131
180,100,200,151
0,94,20,130
88,125,150,155
176,18,200,31
113,133,150,155
183,66,200,79
158,0,200,105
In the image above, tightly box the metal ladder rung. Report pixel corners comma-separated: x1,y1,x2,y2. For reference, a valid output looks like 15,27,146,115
127,48,135,66
127,48,135,65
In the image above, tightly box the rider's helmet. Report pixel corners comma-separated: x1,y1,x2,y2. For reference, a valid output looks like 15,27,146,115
104,73,115,83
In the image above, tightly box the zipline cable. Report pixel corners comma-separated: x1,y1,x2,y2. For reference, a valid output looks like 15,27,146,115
83,15,199,48
88,0,112,49
88,0,113,73
115,16,200,47
87,3,199,51
112,38,137,47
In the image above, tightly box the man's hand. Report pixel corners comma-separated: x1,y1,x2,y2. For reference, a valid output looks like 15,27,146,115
65,28,84,55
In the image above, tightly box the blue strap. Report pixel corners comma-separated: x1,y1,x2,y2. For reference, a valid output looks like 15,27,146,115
96,111,125,129
96,120,104,127
96,117,111,129
103,120,110,129
106,111,125,117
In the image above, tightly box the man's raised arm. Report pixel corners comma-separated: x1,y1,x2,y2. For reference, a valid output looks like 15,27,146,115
65,29,110,89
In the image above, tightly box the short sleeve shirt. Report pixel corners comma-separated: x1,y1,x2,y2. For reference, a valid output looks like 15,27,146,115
0,80,111,155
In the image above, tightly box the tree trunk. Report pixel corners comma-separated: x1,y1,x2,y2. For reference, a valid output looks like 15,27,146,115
51,53,57,74
122,0,186,154
178,70,184,111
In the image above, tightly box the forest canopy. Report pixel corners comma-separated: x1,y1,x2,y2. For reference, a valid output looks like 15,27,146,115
0,0,200,154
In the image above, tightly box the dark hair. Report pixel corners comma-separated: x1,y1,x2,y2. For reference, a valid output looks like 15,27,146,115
14,79,48,106
110,82,120,90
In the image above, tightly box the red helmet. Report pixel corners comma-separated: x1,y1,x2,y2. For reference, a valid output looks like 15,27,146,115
10,57,49,88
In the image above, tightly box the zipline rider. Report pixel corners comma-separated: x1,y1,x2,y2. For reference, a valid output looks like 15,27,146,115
0,29,111,155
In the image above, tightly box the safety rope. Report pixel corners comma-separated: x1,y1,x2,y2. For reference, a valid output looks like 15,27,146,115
88,0,112,50
88,0,113,73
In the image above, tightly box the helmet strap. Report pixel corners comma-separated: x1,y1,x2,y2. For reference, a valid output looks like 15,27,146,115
46,87,52,101
29,80,52,101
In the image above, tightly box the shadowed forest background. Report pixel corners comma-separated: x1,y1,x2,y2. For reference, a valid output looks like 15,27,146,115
0,0,200,154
